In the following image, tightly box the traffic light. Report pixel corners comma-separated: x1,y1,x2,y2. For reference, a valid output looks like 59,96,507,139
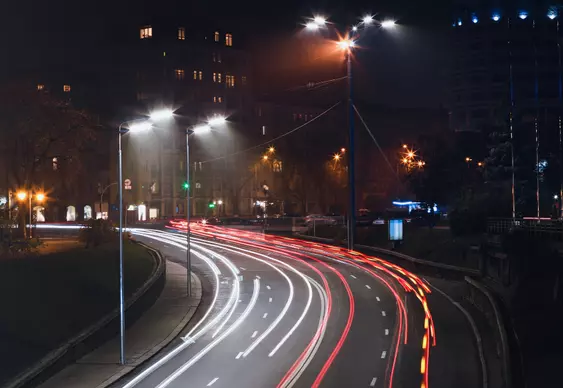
208,201,215,208
183,181,189,190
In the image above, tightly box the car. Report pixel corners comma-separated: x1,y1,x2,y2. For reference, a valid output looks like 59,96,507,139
304,214,337,226
199,217,223,225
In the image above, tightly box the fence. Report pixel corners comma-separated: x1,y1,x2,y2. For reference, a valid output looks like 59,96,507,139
487,217,563,239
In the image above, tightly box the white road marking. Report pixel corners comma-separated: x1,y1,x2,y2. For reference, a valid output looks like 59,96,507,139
235,352,244,359
385,329,389,336
240,267,246,271
376,296,380,302
269,297,273,303
365,285,371,290
238,275,244,281
238,299,242,303
263,313,268,319
251,331,258,338
350,275,357,279
266,285,271,290
381,311,386,316
370,377,377,386
207,377,219,386
381,351,387,359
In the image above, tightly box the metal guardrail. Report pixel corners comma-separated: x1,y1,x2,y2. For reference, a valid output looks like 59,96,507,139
487,217,563,238
465,276,512,388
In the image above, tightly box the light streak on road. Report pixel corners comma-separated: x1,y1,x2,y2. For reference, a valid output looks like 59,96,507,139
154,277,261,388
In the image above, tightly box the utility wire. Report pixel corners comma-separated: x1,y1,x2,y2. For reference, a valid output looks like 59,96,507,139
200,101,341,164
353,103,403,184
284,76,348,92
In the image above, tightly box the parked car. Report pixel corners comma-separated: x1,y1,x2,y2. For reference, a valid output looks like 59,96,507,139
304,214,337,226
357,211,384,227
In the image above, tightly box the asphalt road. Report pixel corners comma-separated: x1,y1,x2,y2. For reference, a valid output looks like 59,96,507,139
118,225,481,388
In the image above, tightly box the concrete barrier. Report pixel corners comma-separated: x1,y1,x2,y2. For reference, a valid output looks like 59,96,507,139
6,241,166,388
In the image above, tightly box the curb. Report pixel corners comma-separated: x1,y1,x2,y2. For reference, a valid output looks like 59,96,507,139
428,281,488,388
465,276,512,388
95,265,203,388
5,241,166,388
294,233,480,276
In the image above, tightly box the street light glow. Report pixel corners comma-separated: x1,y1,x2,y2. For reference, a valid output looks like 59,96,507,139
352,26,358,32
129,122,152,133
263,155,268,161
268,146,275,153
16,191,27,201
313,15,326,25
149,109,174,121
362,15,374,25
337,39,355,50
333,154,341,161
193,125,211,133
36,193,45,202
341,147,346,153
381,20,396,28
305,22,319,30
208,116,226,126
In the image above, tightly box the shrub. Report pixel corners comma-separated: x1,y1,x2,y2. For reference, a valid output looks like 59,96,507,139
79,219,118,247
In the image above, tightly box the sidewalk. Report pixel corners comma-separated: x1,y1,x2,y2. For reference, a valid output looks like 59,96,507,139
39,260,202,388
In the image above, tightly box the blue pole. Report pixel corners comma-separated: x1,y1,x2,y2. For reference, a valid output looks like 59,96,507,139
347,50,356,250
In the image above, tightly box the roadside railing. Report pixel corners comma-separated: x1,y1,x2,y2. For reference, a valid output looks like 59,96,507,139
487,217,563,239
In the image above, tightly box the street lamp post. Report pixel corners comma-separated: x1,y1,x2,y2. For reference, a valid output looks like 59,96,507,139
99,183,117,219
116,109,172,365
307,15,396,251
184,116,225,297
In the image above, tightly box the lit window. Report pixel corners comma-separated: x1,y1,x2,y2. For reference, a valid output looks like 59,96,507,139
214,31,220,42
63,85,71,92
213,96,217,103
37,84,44,91
213,72,217,82
178,27,185,40
52,157,58,171
136,92,148,101
175,69,185,80
226,75,235,87
218,73,222,83
198,71,203,80
218,96,222,103
193,70,197,80
273,160,283,172
140,26,152,39
226,33,233,46
242,76,247,85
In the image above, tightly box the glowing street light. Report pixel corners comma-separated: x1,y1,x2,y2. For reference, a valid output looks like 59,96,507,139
263,155,269,161
306,22,319,30
362,15,374,25
337,39,355,50
407,151,415,159
341,147,346,153
268,146,275,153
193,124,211,133
352,26,358,32
333,153,341,161
35,193,45,202
381,20,396,28
128,122,153,133
314,15,326,26
16,191,27,201
149,109,174,121
208,115,227,126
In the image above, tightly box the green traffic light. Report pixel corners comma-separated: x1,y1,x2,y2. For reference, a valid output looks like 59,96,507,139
208,203,215,208
183,182,189,189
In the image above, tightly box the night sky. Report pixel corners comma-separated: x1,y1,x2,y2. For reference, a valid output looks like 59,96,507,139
3,0,455,108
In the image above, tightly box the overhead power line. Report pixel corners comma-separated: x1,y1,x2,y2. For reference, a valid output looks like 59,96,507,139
200,101,341,164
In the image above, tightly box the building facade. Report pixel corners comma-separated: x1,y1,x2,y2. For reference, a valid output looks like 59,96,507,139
449,2,563,215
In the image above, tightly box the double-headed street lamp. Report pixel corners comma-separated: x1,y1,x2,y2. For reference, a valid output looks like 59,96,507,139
117,108,173,365
16,190,45,238
305,14,396,250
185,115,226,297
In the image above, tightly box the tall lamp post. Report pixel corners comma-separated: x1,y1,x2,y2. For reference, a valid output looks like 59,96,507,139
184,115,226,297
306,14,396,250
16,190,45,238
116,108,173,365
